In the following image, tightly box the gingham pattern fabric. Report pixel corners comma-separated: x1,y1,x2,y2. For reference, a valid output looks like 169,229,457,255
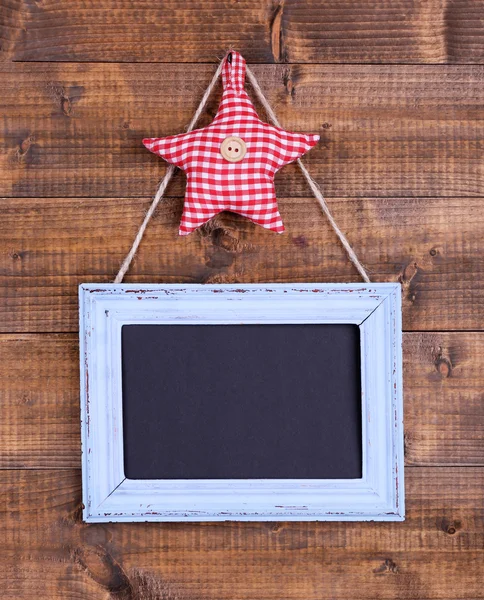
143,51,320,235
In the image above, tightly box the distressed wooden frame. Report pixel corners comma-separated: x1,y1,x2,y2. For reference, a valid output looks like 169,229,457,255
79,283,404,522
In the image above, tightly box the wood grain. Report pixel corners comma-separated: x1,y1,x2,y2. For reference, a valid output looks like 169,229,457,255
1,196,482,333
1,0,483,594
0,335,79,469
404,333,484,466
1,333,482,469
1,63,483,198
1,1,483,63
0,468,483,599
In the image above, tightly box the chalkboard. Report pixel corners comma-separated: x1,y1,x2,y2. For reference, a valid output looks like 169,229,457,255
121,324,362,480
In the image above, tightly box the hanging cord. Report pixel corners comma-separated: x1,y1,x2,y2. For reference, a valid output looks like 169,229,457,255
245,67,371,283
115,58,371,284
114,60,224,283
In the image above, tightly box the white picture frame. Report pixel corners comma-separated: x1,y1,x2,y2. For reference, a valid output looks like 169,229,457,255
79,283,404,522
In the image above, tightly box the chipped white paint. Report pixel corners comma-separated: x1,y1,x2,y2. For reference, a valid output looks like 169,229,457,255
79,283,404,522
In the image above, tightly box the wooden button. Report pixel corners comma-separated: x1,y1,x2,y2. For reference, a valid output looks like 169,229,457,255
220,136,247,162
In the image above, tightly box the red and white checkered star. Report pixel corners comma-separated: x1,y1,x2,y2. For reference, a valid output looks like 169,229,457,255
143,51,320,235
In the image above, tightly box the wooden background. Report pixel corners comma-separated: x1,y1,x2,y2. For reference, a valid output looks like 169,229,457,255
1,1,483,598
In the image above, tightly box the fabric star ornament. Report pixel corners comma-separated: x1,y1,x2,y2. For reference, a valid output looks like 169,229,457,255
143,51,320,235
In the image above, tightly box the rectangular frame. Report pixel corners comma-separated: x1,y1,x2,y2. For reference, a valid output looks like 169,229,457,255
80,283,404,522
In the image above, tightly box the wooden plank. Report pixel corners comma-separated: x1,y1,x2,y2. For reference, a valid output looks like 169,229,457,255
404,333,484,466
1,196,482,333
1,1,484,63
0,468,483,599
1,332,483,469
282,0,484,64
1,63,483,198
0,335,79,469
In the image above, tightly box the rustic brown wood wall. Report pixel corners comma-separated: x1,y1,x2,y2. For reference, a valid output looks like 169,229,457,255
1,1,483,598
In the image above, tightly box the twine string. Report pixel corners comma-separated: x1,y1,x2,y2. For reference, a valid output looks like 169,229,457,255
114,59,224,284
115,58,371,284
245,67,371,284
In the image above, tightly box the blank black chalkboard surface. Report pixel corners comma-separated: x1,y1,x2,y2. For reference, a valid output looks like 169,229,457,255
122,324,362,480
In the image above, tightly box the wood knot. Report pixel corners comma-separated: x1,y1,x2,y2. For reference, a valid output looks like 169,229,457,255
80,524,112,546
47,83,84,117
211,227,239,252
281,66,295,98
435,357,452,377
17,392,34,406
72,546,131,594
398,261,419,303
373,558,398,575
440,518,461,536
202,225,239,269
398,261,418,286
61,95,72,116
433,346,452,378
16,136,35,161
64,501,84,525
292,235,309,248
